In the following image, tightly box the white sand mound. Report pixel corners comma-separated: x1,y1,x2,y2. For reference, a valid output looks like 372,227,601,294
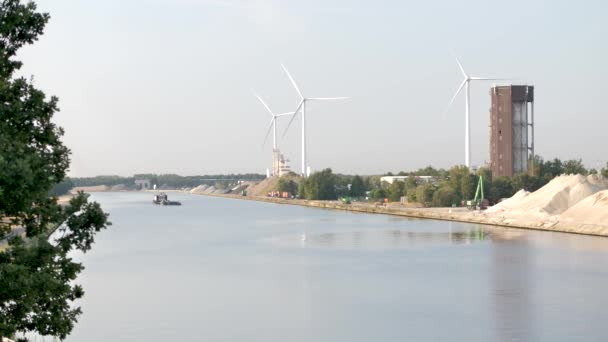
488,174,607,216
190,184,209,194
486,189,529,213
559,190,608,227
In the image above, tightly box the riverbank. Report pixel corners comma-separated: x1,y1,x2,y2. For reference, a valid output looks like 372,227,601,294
192,192,608,237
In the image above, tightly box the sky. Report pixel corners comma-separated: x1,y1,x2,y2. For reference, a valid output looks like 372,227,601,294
17,0,608,177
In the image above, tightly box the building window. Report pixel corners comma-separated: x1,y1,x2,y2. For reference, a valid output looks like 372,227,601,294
499,153,503,159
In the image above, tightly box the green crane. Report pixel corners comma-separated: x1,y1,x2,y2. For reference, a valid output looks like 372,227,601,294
469,175,487,210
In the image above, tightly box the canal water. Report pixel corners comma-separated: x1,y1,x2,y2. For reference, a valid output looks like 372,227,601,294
66,192,608,341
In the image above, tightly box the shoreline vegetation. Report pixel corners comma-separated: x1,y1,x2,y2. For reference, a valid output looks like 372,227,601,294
185,191,608,238
74,186,608,238
71,163,608,237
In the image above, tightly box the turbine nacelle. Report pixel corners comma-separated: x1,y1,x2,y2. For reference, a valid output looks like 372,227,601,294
280,64,349,176
254,91,294,149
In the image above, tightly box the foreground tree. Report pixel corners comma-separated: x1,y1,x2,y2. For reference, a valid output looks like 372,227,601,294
0,1,109,340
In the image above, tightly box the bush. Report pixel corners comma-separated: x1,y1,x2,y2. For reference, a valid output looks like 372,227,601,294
277,177,297,195
431,185,457,207
369,188,387,201
415,184,436,206
387,181,405,202
406,188,417,203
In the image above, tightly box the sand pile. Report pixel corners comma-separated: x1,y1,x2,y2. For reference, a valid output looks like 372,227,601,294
488,174,607,216
230,183,250,194
486,189,529,213
246,176,279,197
190,185,209,194
557,190,608,230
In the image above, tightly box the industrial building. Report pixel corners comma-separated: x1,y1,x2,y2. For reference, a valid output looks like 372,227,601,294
489,85,535,178
380,176,435,184
271,149,292,177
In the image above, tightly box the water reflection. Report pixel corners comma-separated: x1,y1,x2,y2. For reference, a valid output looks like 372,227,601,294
270,226,526,250
492,237,535,341
66,193,608,342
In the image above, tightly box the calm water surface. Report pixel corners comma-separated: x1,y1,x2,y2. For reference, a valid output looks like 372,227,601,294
66,192,608,342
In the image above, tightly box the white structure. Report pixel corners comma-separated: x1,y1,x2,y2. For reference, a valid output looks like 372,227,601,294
444,56,510,168
272,149,292,176
254,92,294,176
281,64,349,177
380,176,435,184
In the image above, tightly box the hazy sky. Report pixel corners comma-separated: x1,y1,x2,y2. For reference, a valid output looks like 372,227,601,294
17,0,608,177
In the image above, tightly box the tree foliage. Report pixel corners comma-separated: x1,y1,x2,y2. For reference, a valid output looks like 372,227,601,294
300,169,337,200
431,184,457,207
50,178,73,197
353,156,600,207
276,177,297,195
349,175,365,197
387,181,404,202
415,184,436,206
562,159,587,175
0,1,110,339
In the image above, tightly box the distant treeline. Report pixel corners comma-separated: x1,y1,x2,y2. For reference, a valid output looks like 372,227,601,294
278,157,608,206
68,173,266,189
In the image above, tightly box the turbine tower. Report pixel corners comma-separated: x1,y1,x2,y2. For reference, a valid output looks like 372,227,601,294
445,57,509,168
254,92,293,150
281,64,349,176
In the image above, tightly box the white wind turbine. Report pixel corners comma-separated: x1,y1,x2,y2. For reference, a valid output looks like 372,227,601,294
445,57,510,168
281,64,349,176
254,92,293,150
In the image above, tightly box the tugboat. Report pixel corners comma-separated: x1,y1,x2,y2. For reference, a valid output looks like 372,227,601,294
153,192,181,206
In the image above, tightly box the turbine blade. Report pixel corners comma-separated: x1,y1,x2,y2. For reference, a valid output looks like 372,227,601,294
455,56,467,78
281,63,304,99
254,92,274,116
308,97,350,101
282,100,304,137
277,112,294,117
262,118,274,148
443,79,466,118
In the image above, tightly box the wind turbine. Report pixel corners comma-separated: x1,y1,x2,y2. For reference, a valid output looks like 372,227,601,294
444,57,509,168
281,64,349,176
254,92,293,150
